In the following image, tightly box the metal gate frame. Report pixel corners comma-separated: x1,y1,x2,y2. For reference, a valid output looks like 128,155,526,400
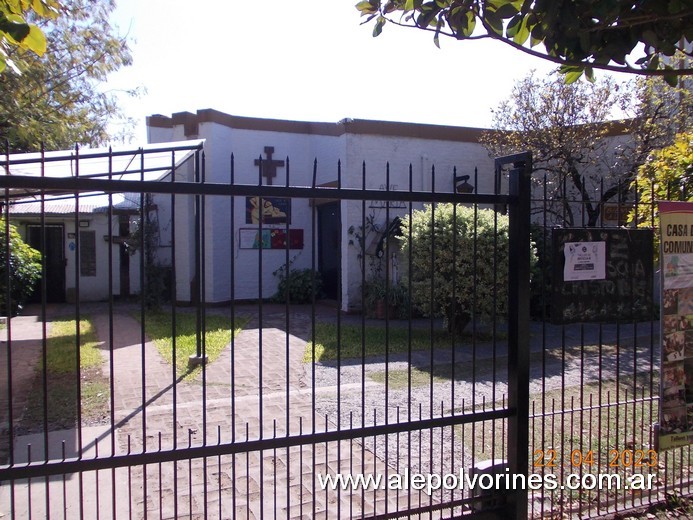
0,144,533,519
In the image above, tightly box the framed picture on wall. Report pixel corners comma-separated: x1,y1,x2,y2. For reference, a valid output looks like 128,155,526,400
245,197,291,224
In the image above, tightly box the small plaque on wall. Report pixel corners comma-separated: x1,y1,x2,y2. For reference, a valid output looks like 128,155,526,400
239,228,303,249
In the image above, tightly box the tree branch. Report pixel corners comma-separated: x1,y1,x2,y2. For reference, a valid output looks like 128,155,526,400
379,12,693,77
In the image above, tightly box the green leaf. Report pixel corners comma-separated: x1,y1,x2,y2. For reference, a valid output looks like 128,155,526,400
356,0,378,15
648,54,659,69
417,4,440,28
23,24,46,54
505,13,522,37
32,0,46,16
433,15,443,47
0,55,6,74
404,0,415,10
373,15,386,36
510,14,530,44
584,66,595,83
0,13,31,44
664,73,678,87
462,10,476,37
483,9,503,35
559,64,584,83
493,2,519,19
383,1,397,14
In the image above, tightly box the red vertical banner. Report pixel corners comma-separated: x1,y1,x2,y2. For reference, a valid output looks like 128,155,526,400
659,201,693,449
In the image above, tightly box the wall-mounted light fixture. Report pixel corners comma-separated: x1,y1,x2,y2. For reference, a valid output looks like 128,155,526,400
454,173,475,194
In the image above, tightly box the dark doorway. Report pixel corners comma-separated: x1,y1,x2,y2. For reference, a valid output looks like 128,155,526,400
27,224,66,303
317,202,340,300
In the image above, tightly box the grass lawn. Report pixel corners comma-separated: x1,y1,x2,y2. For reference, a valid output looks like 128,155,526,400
142,311,248,380
304,322,501,362
22,318,109,431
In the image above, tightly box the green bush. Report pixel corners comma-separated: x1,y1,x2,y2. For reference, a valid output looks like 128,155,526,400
630,132,693,262
272,265,322,304
0,220,42,314
399,204,509,333
529,223,552,320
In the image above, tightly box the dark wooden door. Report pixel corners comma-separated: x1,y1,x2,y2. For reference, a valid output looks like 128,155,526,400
27,224,66,303
317,202,340,300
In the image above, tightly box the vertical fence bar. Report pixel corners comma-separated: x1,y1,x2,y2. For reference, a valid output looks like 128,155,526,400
200,149,209,517
310,158,317,520
283,155,291,518
2,144,14,520
336,158,342,520
170,150,179,519
38,143,50,519
406,163,413,516
360,160,366,517
503,152,532,520
106,146,116,519
73,144,86,520
229,153,237,520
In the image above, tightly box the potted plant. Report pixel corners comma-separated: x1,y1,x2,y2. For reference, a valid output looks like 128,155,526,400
363,278,409,319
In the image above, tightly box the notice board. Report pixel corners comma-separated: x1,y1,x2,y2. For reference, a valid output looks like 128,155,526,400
551,228,653,324
657,201,693,450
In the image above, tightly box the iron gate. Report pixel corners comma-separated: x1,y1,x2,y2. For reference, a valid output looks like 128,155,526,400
0,144,533,519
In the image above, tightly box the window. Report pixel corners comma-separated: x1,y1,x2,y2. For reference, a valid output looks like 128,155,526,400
80,230,96,277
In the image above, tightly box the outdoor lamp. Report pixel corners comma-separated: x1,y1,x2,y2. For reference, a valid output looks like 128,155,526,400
455,174,474,194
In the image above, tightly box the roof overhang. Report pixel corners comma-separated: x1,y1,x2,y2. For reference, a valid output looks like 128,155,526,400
0,139,204,202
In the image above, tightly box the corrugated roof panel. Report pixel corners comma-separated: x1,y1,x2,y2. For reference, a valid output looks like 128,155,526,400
10,201,98,215
8,193,140,215
1,139,204,181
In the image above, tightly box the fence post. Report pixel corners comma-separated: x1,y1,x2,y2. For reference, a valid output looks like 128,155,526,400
502,152,532,520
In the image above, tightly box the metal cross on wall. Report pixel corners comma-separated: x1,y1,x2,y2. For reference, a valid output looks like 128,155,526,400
254,146,285,185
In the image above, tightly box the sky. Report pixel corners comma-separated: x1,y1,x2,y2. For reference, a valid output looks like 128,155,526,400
105,0,623,143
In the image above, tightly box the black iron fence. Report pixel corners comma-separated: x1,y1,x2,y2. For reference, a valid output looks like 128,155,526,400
526,172,689,518
0,144,533,519
0,143,688,519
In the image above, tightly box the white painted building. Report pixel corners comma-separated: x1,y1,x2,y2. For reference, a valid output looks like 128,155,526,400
9,195,142,303
1,141,201,304
147,109,498,312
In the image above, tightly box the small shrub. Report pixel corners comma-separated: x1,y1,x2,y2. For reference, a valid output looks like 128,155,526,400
0,220,42,315
143,264,171,309
272,264,322,304
529,223,552,320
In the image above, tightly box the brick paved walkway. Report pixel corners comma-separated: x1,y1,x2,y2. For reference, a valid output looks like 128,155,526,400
1,304,433,519
1,302,659,519
89,306,427,519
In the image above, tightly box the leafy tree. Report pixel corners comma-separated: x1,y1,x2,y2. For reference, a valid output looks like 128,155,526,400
0,219,41,314
0,0,136,152
356,0,693,84
630,132,693,258
400,204,509,333
480,72,692,227
0,0,61,73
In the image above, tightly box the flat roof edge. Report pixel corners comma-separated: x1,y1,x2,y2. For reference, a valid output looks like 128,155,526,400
146,109,495,142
